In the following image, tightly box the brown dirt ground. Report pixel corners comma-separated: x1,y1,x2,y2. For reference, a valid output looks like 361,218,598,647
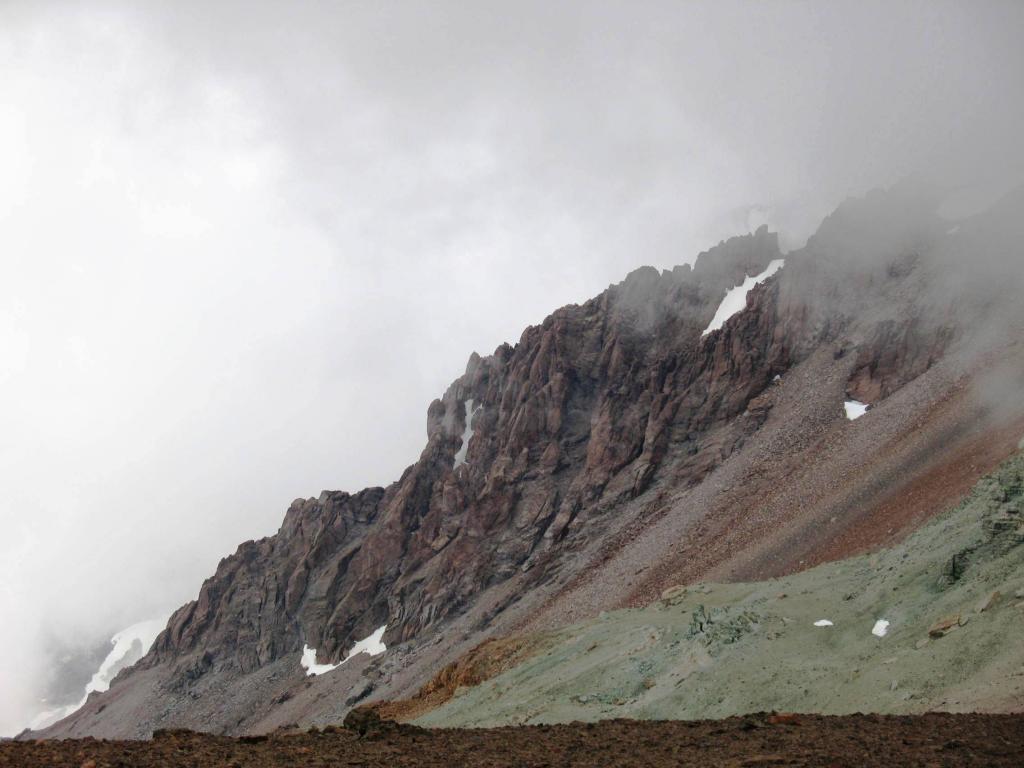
5,713,1023,767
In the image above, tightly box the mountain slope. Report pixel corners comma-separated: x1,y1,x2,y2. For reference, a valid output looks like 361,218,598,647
40,183,1024,738
411,451,1024,727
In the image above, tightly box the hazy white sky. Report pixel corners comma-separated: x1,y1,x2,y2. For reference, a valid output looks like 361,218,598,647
1,0,1022,735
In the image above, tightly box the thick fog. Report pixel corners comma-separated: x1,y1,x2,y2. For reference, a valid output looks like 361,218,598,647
1,0,1022,735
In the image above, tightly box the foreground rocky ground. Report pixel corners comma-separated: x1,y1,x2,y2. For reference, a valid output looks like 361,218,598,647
5,713,1023,767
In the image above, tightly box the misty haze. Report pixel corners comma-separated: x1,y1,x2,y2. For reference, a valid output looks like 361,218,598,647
2,1,1024,764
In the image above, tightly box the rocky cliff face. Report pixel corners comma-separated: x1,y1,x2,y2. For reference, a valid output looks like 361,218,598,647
44,183,1024,738
151,226,787,669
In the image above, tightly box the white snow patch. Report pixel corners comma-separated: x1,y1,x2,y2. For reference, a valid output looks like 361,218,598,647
27,615,169,731
702,259,785,336
300,645,343,676
813,619,834,627
453,399,481,468
86,618,168,697
844,400,869,420
301,624,388,677
872,619,890,637
348,624,387,657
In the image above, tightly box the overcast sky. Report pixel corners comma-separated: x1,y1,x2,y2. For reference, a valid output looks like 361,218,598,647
1,0,1022,735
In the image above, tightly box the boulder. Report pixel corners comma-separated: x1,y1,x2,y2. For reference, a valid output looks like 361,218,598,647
928,615,960,638
976,591,1000,613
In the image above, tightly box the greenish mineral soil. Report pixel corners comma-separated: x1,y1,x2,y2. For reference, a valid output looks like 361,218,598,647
417,453,1024,727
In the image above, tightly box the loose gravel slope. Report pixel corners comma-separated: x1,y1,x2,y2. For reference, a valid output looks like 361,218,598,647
416,453,1024,727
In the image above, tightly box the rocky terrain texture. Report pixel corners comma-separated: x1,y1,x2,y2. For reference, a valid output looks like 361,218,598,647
409,452,1024,727
7,713,1024,767
36,182,1024,738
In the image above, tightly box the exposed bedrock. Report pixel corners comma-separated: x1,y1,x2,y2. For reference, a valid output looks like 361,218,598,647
43,183,1024,738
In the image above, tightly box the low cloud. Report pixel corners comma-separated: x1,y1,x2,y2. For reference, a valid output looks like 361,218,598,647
1,0,1022,734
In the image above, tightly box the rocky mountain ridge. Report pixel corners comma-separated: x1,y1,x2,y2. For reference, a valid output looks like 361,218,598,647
148,224,786,672
38,182,1024,738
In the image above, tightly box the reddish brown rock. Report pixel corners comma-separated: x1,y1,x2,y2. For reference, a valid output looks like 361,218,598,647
929,615,961,638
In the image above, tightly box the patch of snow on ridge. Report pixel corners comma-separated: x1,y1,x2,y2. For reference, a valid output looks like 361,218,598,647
872,619,890,637
813,619,834,627
453,399,481,468
349,624,387,657
88,618,169,695
844,400,869,420
702,259,785,336
27,615,170,732
300,645,342,676
301,624,388,677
